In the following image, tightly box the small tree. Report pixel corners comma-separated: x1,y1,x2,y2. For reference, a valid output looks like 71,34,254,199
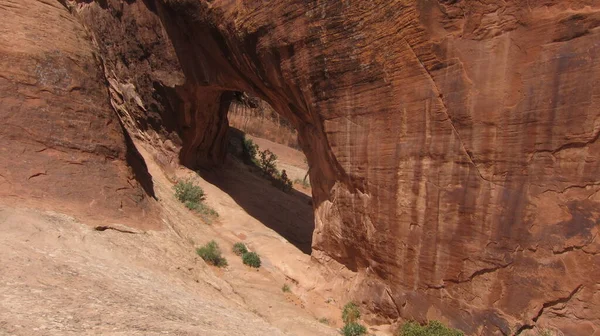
258,149,278,177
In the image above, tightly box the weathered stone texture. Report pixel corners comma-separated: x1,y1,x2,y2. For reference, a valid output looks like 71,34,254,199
2,0,600,333
0,0,158,227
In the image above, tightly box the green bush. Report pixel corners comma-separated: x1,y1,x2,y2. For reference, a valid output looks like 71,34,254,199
196,240,228,267
282,284,291,293
242,251,261,268
341,322,367,336
241,140,294,193
185,200,199,211
185,199,218,223
342,302,361,324
174,179,205,204
398,321,463,336
242,137,259,164
175,179,218,222
233,242,248,256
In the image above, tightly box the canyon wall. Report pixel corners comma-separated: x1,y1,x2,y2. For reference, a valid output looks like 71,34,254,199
229,94,300,149
0,0,158,228
3,0,600,334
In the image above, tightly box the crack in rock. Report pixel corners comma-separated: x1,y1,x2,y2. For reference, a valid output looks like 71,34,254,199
435,261,514,288
94,225,141,234
553,233,598,255
401,38,500,187
516,285,584,335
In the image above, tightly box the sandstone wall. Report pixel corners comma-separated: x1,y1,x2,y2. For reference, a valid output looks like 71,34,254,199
0,0,158,228
3,0,600,334
229,96,300,149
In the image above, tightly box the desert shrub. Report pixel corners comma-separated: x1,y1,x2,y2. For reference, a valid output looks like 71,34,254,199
341,322,367,336
233,242,248,256
342,302,361,324
196,240,228,267
242,251,261,268
242,137,259,164
174,179,205,205
280,169,293,191
398,320,463,336
272,169,293,192
199,204,219,217
317,317,330,325
185,200,199,211
241,140,294,193
258,149,278,176
175,179,218,222
282,284,291,293
184,198,218,223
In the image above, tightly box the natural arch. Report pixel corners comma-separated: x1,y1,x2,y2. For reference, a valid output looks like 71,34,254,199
65,0,600,334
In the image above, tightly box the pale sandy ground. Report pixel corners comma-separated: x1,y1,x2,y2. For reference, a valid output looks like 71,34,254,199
0,134,397,335
246,135,311,193
0,139,338,336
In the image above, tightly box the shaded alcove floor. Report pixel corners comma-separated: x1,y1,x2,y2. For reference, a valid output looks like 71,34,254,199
198,157,314,255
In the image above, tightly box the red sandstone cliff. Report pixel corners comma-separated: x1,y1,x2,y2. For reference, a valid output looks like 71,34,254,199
0,0,158,228
1,0,599,334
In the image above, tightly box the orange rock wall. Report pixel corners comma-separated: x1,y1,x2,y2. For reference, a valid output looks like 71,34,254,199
4,0,600,334
0,0,157,228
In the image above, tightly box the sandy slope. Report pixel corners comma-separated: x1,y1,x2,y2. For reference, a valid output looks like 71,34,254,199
0,139,339,335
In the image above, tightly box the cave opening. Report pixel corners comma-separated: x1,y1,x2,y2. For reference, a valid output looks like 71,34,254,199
196,91,315,255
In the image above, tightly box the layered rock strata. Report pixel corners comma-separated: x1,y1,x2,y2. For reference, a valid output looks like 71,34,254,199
3,0,599,333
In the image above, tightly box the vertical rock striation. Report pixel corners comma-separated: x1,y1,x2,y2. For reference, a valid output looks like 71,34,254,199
2,0,599,333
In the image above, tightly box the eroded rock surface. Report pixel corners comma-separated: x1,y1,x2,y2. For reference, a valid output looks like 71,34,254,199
2,0,600,334
0,0,158,228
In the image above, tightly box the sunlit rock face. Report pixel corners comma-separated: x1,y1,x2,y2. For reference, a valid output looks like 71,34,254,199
0,0,159,227
5,0,600,333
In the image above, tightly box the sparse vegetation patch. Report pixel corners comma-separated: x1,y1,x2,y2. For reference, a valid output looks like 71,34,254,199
196,240,228,267
174,179,218,222
342,322,367,336
233,242,248,256
282,284,291,292
242,251,261,268
398,320,463,336
239,135,294,193
340,302,366,336
317,317,330,325
174,179,205,204
242,137,259,165
342,302,361,324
